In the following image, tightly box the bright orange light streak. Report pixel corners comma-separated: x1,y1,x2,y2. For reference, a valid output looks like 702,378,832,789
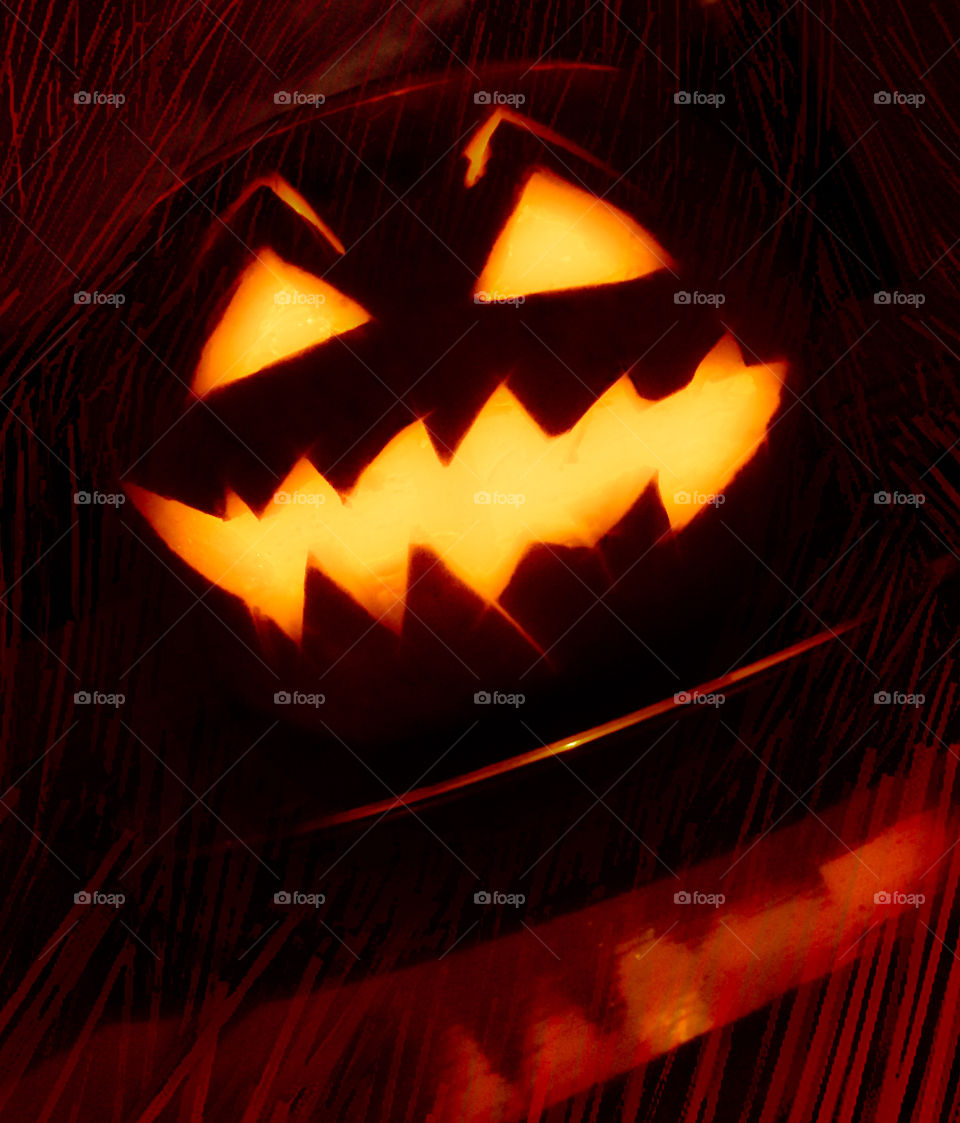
309,620,863,830
463,108,614,188
219,174,345,254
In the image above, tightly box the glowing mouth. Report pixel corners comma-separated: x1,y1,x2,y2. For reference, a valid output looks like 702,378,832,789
126,334,783,642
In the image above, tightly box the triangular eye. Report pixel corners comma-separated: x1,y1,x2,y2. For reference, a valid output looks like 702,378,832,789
192,248,371,396
474,170,673,301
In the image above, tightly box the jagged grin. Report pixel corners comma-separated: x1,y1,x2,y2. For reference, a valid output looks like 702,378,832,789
127,333,782,642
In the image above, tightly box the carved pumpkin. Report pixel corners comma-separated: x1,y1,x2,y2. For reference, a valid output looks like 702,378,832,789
114,66,794,759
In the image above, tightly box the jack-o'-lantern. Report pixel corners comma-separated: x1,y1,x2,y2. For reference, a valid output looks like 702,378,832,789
106,65,803,773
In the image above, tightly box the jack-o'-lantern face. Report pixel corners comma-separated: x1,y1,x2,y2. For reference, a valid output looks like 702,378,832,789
121,70,789,750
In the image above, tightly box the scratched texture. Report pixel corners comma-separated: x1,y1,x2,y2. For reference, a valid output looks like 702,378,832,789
2,1,960,1121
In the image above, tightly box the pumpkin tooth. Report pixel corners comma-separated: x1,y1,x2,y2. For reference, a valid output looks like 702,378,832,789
127,335,782,643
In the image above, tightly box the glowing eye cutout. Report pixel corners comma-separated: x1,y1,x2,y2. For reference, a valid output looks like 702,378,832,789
474,170,674,301
192,248,371,396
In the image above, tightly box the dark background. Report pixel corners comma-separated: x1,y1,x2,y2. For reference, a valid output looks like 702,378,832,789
1,1,960,1119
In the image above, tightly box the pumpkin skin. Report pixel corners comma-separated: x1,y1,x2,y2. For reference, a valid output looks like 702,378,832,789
99,65,824,789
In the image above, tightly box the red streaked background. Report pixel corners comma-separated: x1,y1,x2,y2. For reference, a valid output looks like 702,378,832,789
2,1,960,1120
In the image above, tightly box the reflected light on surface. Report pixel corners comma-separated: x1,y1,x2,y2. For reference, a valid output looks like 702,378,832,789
431,810,945,1122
